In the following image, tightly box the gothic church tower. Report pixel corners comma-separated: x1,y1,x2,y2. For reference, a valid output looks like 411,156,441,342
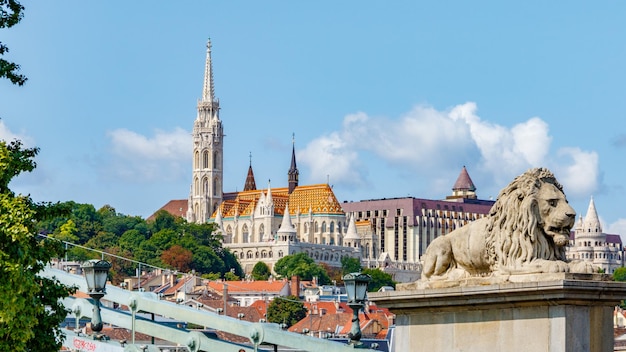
187,39,223,223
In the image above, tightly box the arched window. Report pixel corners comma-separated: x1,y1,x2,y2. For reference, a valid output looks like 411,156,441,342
213,177,218,195
194,151,200,169
194,177,200,195
213,151,218,168
242,225,249,243
314,221,319,233
259,224,265,240
202,177,208,195
322,222,327,233
330,222,335,233
203,150,209,169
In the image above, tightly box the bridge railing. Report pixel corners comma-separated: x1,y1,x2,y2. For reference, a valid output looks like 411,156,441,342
43,267,379,352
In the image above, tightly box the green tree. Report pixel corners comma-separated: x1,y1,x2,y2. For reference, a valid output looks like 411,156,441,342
0,0,27,85
0,140,75,351
118,229,147,251
613,267,626,282
362,268,396,292
341,256,362,275
191,245,225,275
220,249,243,277
54,219,79,243
273,252,330,284
149,210,179,233
251,261,271,280
224,271,240,281
266,296,307,328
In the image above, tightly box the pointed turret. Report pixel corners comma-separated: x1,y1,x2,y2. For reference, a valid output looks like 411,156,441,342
288,134,299,194
447,166,477,200
243,153,257,191
214,206,223,231
277,202,296,242
582,196,602,234
266,180,273,206
344,214,360,241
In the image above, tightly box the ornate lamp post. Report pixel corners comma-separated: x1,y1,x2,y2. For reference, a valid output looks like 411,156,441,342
342,272,371,347
81,259,112,332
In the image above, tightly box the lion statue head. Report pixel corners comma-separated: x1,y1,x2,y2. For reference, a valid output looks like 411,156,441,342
485,167,576,271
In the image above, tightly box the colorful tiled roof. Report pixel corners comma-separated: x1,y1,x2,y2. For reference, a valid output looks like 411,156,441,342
217,184,344,218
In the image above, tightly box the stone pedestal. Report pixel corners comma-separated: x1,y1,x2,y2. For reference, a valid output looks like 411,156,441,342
369,274,626,352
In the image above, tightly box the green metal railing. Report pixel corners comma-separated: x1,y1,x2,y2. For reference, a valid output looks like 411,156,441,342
43,267,378,352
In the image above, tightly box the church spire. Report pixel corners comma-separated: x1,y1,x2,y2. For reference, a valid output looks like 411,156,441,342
288,134,299,194
202,38,216,103
243,152,257,191
187,39,223,223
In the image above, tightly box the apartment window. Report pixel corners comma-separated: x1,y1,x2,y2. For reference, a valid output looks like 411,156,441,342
402,216,408,261
394,216,399,260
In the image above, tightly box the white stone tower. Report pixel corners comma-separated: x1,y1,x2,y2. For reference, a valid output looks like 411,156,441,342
187,39,223,223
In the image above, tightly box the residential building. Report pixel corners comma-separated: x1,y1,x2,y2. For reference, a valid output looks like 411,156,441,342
341,166,494,280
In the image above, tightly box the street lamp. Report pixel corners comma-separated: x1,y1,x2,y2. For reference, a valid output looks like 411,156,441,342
342,272,371,347
81,259,112,332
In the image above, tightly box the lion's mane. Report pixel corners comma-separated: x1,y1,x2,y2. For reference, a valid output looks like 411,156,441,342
485,168,567,272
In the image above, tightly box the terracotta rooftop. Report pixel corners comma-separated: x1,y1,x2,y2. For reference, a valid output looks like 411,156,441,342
148,199,188,221
207,279,288,294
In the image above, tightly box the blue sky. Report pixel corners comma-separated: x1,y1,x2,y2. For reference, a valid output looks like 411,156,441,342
2,2,626,238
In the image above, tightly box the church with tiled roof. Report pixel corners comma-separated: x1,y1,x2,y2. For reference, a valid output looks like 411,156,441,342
154,40,359,273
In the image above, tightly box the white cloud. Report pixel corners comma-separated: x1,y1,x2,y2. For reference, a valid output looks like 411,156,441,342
300,102,601,196
553,147,599,198
0,120,35,146
104,127,190,182
299,131,365,187
607,218,626,237
450,103,553,183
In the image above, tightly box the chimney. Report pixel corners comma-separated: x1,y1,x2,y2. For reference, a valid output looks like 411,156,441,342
223,282,228,315
290,276,300,298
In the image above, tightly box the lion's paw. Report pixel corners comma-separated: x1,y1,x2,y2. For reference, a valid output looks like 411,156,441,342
528,259,570,273
568,260,598,274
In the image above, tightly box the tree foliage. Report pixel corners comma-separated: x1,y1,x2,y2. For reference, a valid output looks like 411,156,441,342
161,245,193,272
0,140,75,351
341,256,362,275
362,268,395,292
251,261,271,280
273,252,330,284
0,0,27,85
34,199,243,281
613,267,626,282
266,295,307,328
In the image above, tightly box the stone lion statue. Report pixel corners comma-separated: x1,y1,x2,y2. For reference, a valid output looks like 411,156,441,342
421,167,595,280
